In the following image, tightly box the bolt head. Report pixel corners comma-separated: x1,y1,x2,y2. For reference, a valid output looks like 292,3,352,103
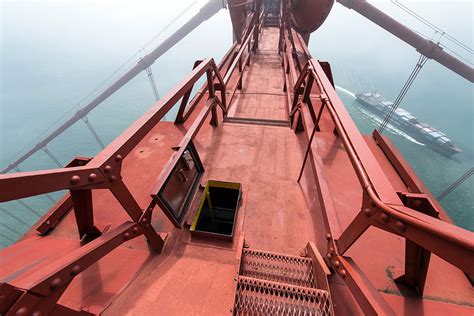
109,175,117,182
50,277,62,290
70,264,81,276
15,307,29,316
326,253,332,259
325,233,331,240
124,232,131,240
329,246,335,253
334,260,340,267
141,217,148,223
363,208,372,217
133,226,139,233
70,175,81,185
32,311,42,316
396,221,407,232
88,173,98,182
104,165,113,173
340,269,347,278
115,155,123,162
381,213,390,223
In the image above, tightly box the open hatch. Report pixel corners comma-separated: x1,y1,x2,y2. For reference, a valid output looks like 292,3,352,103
190,180,242,240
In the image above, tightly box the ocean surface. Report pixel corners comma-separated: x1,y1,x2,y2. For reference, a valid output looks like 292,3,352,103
1,0,472,247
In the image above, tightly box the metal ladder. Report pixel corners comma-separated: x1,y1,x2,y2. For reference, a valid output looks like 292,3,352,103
233,244,334,315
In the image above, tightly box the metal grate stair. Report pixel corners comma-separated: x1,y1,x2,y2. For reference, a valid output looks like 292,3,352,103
233,247,334,315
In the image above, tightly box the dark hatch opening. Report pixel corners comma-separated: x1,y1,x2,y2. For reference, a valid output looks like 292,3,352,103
190,180,242,240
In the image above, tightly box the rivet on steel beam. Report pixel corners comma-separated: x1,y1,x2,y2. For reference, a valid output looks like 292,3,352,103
141,217,148,224
50,277,62,290
133,226,139,234
396,221,407,232
109,175,117,183
32,311,42,316
115,155,123,162
326,253,332,259
70,175,81,185
124,232,131,240
412,199,422,207
381,213,390,223
70,264,81,276
325,233,331,240
340,269,347,278
329,246,335,253
88,173,98,182
363,208,372,217
46,220,51,225
334,260,340,268
104,165,113,173
15,307,28,316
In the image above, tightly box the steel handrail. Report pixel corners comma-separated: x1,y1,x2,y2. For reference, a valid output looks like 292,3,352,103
303,59,474,272
0,58,225,203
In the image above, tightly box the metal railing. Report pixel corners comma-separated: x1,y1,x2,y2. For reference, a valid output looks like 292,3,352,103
0,58,227,314
280,10,474,315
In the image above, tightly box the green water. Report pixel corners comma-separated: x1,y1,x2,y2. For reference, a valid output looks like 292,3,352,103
0,1,472,247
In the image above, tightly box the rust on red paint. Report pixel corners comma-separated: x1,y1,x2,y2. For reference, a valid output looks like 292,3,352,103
0,2,473,315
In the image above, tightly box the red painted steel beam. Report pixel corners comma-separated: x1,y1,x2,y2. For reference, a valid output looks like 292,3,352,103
5,222,142,315
228,0,252,43
333,256,396,315
151,98,217,201
307,59,474,273
223,24,256,84
108,179,165,253
35,193,73,234
0,167,106,202
337,0,474,82
88,59,224,169
70,189,101,242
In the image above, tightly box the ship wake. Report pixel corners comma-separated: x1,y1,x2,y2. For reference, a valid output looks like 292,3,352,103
335,86,425,147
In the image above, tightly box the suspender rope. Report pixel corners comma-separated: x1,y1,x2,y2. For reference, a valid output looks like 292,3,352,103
83,116,106,149
437,167,474,201
379,53,428,133
41,145,63,168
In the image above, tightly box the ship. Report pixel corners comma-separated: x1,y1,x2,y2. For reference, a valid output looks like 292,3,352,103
0,1,473,315
356,92,462,157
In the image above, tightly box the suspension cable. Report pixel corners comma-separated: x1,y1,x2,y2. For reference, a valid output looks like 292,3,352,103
1,1,201,173
145,66,160,101
378,53,428,133
391,0,473,54
437,167,474,201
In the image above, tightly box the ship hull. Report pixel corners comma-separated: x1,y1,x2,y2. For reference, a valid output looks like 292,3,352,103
355,96,461,157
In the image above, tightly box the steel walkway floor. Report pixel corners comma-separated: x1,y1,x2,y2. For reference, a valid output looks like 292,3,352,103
104,27,315,315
